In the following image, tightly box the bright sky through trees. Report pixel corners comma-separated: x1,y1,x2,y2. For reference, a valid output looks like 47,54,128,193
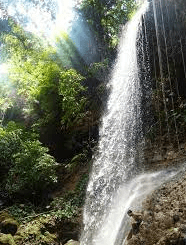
0,0,79,38
0,0,80,80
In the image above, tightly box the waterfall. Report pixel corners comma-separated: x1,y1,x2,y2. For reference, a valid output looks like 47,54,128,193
80,2,149,244
80,1,182,244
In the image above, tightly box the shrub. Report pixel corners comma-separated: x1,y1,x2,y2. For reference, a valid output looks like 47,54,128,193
0,121,58,196
6,140,57,194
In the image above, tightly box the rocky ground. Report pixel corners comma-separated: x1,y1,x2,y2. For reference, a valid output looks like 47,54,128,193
125,143,186,245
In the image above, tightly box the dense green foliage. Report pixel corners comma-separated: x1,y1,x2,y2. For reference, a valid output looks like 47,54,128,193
79,0,137,51
0,121,57,195
0,19,91,204
58,69,86,126
1,20,86,129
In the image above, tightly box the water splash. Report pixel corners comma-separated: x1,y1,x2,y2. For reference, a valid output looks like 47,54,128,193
80,2,149,244
92,170,177,245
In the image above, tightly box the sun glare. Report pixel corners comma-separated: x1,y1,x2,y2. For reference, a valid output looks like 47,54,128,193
0,63,8,75
2,0,77,39
51,0,76,37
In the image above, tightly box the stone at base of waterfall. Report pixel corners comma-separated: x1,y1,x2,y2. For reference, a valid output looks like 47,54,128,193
64,239,80,245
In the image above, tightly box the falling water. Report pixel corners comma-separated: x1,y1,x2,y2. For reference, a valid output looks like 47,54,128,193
80,2,150,244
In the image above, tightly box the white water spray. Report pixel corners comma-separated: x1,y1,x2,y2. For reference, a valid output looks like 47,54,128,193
93,170,177,245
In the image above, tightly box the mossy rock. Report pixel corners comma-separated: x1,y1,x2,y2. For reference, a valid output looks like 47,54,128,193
0,233,16,245
0,212,18,236
14,217,57,245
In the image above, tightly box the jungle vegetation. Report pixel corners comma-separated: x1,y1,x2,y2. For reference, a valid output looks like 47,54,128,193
0,1,137,240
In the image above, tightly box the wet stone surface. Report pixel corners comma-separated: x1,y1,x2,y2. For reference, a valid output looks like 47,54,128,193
125,169,186,245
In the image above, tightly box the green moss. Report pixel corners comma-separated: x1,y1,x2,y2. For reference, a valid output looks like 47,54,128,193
14,217,57,245
0,234,16,245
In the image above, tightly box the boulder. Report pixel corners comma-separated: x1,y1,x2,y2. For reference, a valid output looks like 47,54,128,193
0,212,18,236
14,217,57,245
64,240,80,245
